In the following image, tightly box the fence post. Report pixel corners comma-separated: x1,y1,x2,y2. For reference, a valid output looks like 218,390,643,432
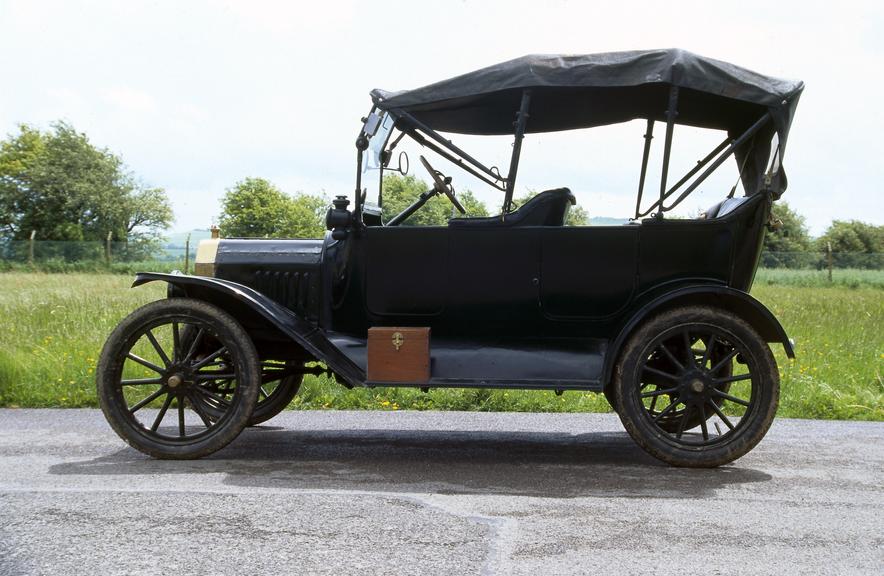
105,231,113,265
28,230,36,265
184,233,191,275
826,242,833,282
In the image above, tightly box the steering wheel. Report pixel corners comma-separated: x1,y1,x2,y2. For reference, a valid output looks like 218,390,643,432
419,155,466,214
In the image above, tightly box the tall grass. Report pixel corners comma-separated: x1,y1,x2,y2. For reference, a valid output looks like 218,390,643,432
0,273,881,420
754,267,884,289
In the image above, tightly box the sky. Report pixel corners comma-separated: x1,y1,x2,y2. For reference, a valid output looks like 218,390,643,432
1,0,881,235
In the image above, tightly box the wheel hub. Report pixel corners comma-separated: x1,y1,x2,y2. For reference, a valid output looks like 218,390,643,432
679,371,713,404
167,374,183,388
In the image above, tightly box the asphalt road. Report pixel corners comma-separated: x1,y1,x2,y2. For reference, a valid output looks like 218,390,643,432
0,409,881,575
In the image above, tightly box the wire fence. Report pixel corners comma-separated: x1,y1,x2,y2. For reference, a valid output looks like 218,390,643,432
760,251,883,270
0,240,198,262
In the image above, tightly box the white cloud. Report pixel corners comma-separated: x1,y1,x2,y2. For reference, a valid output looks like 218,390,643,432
102,87,157,114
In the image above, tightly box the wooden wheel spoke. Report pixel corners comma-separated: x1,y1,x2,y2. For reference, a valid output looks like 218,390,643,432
191,346,228,371
150,394,174,432
676,404,692,439
194,386,232,409
144,329,171,368
683,331,694,365
642,366,679,382
708,400,735,431
711,388,750,407
710,349,739,375
195,372,237,381
121,377,164,386
126,353,165,375
699,403,709,440
129,388,167,413
177,397,186,438
172,322,181,363
652,398,681,423
658,343,684,371
700,335,716,368
188,391,214,428
184,328,205,363
641,386,678,399
715,373,751,385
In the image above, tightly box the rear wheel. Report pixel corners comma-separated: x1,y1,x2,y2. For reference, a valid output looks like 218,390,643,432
96,298,260,459
179,324,303,425
198,360,303,426
614,306,779,467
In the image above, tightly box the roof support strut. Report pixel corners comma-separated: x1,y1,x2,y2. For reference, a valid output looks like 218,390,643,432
503,90,532,215
635,113,771,218
393,109,505,188
657,86,679,219
634,118,655,220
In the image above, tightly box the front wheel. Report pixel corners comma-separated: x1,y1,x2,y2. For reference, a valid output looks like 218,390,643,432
96,298,260,459
614,306,779,468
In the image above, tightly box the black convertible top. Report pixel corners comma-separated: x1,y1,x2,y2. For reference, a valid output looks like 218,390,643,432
373,49,803,142
372,49,804,200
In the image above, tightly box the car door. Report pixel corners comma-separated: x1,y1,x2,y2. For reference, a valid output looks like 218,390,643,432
540,226,639,323
445,226,542,338
364,226,448,319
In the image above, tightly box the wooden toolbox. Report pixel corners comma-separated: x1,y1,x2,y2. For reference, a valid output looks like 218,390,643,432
367,327,431,383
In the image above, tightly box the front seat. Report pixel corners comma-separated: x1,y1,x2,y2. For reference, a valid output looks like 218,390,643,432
448,188,576,227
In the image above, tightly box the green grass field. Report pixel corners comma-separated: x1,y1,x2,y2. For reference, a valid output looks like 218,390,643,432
0,272,881,420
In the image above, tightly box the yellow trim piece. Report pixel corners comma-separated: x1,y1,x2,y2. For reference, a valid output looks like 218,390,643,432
194,238,220,277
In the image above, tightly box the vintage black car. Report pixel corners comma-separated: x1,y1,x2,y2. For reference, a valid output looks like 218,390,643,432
97,49,803,467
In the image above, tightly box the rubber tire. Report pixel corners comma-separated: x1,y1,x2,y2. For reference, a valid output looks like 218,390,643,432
249,374,302,425
97,298,260,459
614,306,779,468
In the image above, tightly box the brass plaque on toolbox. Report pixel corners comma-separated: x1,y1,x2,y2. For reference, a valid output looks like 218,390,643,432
367,327,430,383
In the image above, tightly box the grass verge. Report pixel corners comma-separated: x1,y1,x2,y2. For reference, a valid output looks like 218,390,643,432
0,272,881,420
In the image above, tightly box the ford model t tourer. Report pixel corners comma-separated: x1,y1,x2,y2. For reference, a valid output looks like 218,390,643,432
97,49,803,467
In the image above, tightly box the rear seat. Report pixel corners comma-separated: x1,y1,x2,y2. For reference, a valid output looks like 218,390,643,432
702,196,750,219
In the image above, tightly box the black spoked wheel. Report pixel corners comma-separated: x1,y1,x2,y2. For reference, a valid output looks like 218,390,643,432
198,359,303,426
251,361,303,425
178,323,303,426
615,306,779,467
97,298,260,459
643,332,734,433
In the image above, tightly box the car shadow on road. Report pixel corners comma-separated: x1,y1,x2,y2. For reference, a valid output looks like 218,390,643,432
49,427,772,498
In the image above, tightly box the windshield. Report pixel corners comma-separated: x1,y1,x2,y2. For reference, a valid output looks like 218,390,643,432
361,110,395,208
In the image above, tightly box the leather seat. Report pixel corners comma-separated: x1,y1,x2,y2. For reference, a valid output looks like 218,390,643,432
448,188,576,227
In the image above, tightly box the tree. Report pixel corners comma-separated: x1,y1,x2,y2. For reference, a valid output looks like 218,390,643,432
218,177,327,238
0,122,172,254
381,174,488,226
817,221,883,253
126,187,174,244
764,202,810,252
566,204,589,226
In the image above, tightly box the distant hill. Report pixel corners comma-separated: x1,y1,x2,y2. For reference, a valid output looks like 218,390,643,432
589,216,630,226
164,229,212,246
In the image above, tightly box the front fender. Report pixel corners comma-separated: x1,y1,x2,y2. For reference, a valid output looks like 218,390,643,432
132,272,364,386
602,285,795,388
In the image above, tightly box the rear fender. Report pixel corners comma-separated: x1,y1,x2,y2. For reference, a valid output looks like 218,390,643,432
603,285,794,390
132,272,364,386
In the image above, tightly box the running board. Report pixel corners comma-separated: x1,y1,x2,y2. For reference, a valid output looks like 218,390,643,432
328,333,608,390
365,378,602,391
